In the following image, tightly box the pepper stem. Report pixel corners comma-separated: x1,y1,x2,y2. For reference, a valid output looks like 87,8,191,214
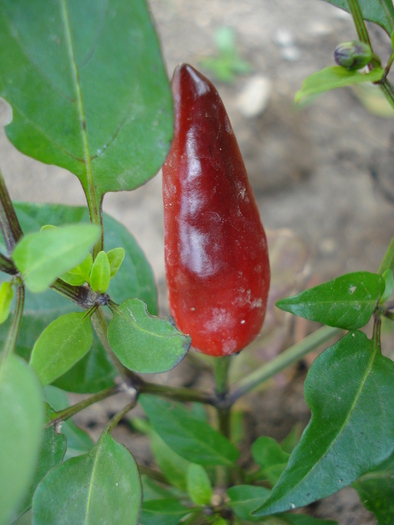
214,356,232,489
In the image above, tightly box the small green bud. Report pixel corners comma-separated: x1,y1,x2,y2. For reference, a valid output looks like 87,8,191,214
107,247,125,278
90,251,110,293
334,41,372,71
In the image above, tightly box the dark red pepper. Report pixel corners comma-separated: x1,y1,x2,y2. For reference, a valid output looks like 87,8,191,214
162,64,270,357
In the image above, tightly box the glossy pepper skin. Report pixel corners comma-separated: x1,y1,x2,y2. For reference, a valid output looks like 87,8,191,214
162,64,270,357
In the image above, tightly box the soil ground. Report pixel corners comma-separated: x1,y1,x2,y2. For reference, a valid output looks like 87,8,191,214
1,0,394,522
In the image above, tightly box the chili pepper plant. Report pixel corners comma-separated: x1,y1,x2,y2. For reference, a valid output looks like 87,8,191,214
0,0,394,524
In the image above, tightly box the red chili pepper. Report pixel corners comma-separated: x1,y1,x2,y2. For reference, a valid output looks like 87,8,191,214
162,64,270,357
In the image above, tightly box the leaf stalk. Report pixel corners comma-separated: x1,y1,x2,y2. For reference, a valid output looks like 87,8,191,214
229,326,342,405
47,385,120,427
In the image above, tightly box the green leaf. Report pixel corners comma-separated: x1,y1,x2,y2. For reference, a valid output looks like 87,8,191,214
107,248,125,279
354,452,394,525
0,281,13,324
381,269,394,304
140,499,191,525
0,202,157,392
187,464,213,505
32,433,141,525
227,485,270,521
30,311,94,386
0,0,173,202
7,201,159,312
295,67,384,103
140,395,240,466
251,436,290,485
141,476,177,501
18,425,67,515
44,386,94,459
108,299,190,374
253,331,394,516
62,418,94,459
0,354,44,525
61,253,93,286
90,251,110,293
12,224,101,293
53,332,116,394
322,0,394,35
150,431,192,491
131,416,192,490
276,272,385,329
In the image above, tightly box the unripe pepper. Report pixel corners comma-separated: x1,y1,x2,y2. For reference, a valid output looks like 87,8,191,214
162,64,270,357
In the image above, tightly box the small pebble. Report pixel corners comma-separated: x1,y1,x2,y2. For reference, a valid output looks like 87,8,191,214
282,46,301,62
308,21,333,36
236,75,272,118
274,28,294,47
274,28,301,62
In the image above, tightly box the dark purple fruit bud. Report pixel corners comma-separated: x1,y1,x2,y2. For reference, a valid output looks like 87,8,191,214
334,41,372,71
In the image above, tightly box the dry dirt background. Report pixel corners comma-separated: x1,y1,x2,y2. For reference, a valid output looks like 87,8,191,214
2,0,394,523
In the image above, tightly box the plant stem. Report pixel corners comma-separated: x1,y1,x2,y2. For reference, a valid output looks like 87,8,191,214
378,77,394,110
138,465,170,485
50,279,99,309
384,51,394,77
214,356,232,489
140,382,214,405
48,385,120,427
214,357,231,437
214,356,231,399
93,305,214,404
91,306,138,384
346,0,394,112
104,399,137,434
0,279,24,369
373,315,382,349
0,252,17,275
229,326,342,405
0,168,23,254
346,0,372,48
3,279,24,356
0,253,111,311
0,253,109,310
